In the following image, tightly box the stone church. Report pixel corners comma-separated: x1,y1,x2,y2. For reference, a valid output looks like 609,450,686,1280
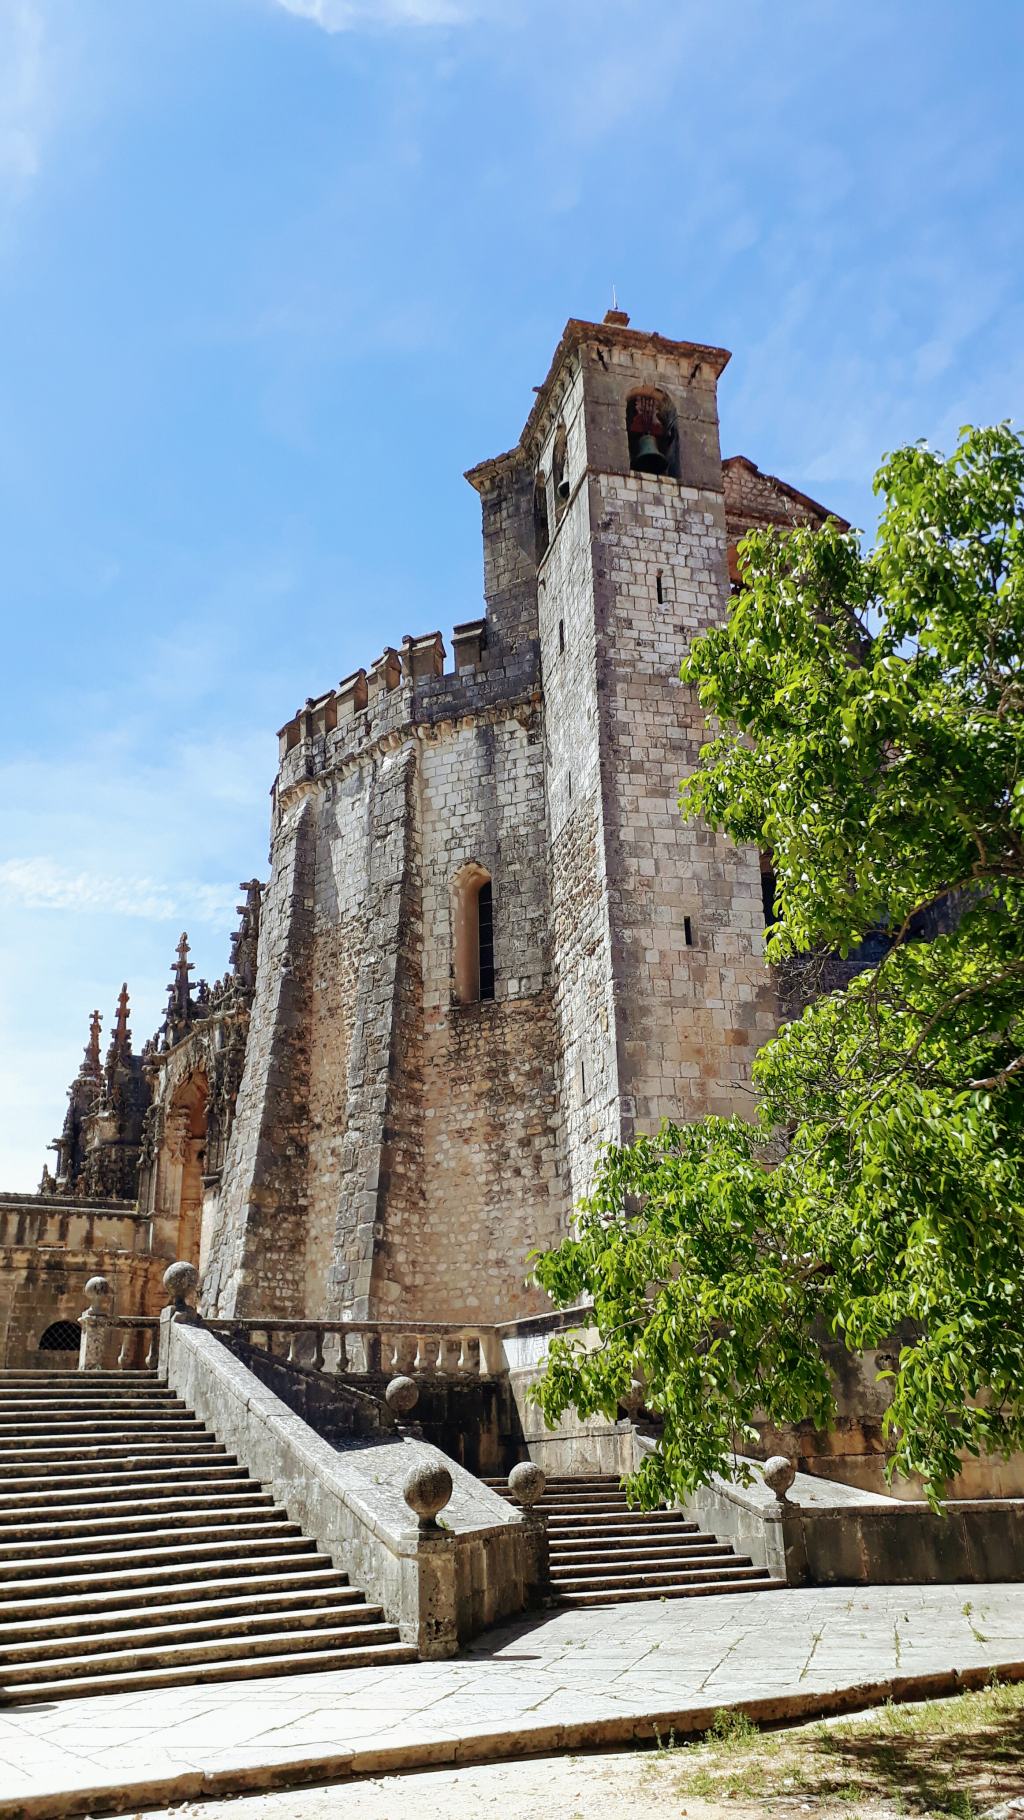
2,309,841,1360
3,316,1021,1710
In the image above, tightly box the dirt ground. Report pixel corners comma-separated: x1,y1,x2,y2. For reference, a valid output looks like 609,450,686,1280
136,1683,1024,1820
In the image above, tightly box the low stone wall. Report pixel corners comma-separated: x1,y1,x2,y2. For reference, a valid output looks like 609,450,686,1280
161,1314,537,1655
674,1446,1024,1588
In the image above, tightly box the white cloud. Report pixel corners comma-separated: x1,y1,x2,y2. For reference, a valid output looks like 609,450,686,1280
0,1,47,193
273,0,476,29
0,859,237,926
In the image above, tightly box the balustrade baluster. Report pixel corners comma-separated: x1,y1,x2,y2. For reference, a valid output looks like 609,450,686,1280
463,1334,481,1376
395,1333,417,1373
440,1335,462,1375
420,1335,440,1373
364,1331,382,1374
312,1329,325,1371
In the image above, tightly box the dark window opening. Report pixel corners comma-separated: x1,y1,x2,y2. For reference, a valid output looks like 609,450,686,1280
558,618,565,654
552,424,569,514
567,771,573,800
656,571,664,604
759,851,777,930
683,915,694,947
39,1320,81,1353
477,880,495,1002
626,389,679,479
534,473,550,564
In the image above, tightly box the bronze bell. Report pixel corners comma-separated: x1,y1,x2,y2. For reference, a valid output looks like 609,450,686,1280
632,431,669,475
556,467,571,500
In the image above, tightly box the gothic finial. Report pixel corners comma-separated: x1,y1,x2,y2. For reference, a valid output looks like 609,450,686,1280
113,983,131,1052
83,1010,102,1078
161,933,196,1046
104,982,133,1082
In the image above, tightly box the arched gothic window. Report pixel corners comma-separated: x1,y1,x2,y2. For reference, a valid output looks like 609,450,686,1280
452,865,496,1005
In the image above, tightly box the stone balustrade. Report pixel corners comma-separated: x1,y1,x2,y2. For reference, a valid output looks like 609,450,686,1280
111,1316,160,1370
204,1317,506,1380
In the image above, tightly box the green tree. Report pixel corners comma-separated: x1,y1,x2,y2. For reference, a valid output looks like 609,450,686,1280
532,424,1024,1505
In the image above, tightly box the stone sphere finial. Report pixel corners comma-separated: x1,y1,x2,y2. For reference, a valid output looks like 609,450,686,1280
385,1375,419,1418
508,1461,546,1508
762,1455,797,1502
84,1276,111,1310
403,1461,453,1531
162,1260,199,1309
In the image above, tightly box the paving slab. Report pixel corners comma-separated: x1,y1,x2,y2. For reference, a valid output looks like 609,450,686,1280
1,1584,1024,1819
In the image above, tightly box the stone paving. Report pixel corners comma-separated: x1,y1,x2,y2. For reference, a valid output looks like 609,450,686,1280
2,1585,1024,1819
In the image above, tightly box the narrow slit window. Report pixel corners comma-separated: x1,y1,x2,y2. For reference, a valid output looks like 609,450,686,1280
453,865,495,1005
558,618,565,655
683,915,694,947
477,880,495,1002
656,571,664,604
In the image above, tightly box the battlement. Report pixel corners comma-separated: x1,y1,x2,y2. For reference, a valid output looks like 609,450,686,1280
276,624,492,761
273,613,542,807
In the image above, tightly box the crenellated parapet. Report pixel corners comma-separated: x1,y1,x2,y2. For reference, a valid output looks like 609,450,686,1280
273,617,538,810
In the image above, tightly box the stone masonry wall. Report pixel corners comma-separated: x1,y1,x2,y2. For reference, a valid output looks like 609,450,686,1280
202,795,315,1316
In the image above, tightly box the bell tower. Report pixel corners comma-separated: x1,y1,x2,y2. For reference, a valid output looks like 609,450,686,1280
513,312,779,1207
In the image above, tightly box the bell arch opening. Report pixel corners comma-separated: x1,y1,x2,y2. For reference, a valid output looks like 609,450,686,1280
626,387,679,479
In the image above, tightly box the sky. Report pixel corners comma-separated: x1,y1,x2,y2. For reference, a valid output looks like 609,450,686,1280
0,0,1022,1189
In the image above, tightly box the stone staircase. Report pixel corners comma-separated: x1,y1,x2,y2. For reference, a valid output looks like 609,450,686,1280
487,1473,783,1606
0,1369,417,1703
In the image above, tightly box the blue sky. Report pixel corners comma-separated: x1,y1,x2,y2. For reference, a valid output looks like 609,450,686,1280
1,0,1022,1188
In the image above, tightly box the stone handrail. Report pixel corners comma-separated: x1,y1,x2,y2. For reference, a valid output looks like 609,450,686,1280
77,1273,160,1372
110,1315,160,1370
204,1317,506,1379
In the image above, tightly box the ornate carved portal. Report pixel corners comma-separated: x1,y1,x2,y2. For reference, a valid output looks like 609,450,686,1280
154,1070,209,1271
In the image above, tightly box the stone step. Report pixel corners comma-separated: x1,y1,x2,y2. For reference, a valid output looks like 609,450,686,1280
0,1532,320,1589
0,1500,285,1544
548,1526,715,1554
552,1562,772,1594
1,1618,406,1685
0,1390,181,1405
0,1455,242,1490
0,1589,371,1650
0,1565,353,1626
0,1417,208,1438
0,1437,226,1467
550,1545,743,1574
544,1511,698,1532
535,1500,637,1516
559,1577,786,1607
0,1371,159,1383
0,1484,263,1520
0,1640,420,1704
481,1475,621,1488
0,1608,389,1667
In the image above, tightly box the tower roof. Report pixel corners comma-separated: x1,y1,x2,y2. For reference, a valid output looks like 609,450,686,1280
465,315,732,490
